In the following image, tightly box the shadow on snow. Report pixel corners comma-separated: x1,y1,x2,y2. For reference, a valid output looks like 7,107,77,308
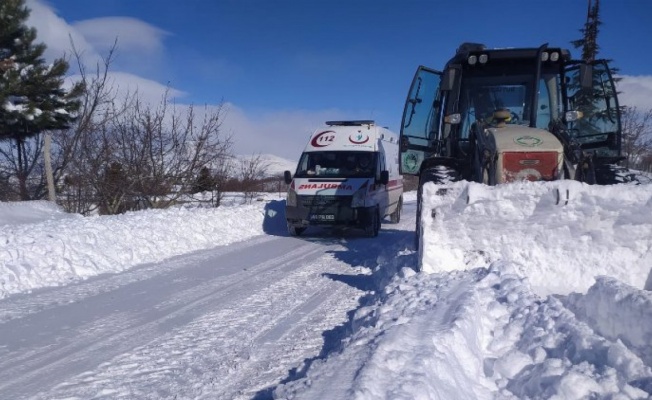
255,200,418,398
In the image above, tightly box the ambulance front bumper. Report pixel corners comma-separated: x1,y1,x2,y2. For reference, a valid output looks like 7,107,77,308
285,195,374,227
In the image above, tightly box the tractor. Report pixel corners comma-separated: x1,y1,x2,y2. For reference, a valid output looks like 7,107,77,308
400,43,633,248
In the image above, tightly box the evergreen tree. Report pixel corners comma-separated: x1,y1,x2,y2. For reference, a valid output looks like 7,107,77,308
571,0,601,62
192,166,216,194
0,0,84,199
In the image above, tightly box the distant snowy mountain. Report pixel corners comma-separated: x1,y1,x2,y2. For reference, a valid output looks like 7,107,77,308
261,154,297,176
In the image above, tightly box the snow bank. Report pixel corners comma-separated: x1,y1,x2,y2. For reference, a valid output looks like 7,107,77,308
0,200,77,227
420,180,652,295
566,277,652,366
276,262,652,399
0,196,286,299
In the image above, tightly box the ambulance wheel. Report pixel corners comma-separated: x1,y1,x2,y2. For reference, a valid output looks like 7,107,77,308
365,207,380,237
390,196,402,223
288,223,306,236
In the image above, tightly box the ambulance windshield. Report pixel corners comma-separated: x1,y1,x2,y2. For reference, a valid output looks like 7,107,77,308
295,151,377,178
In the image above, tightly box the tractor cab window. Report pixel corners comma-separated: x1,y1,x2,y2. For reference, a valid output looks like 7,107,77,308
565,62,620,152
536,75,564,130
458,72,561,138
459,79,530,139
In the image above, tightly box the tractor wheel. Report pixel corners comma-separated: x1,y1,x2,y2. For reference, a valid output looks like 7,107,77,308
595,164,641,185
482,160,497,186
575,156,597,184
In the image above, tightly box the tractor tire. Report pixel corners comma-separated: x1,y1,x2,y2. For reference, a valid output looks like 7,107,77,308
595,164,641,185
575,157,597,184
482,159,497,186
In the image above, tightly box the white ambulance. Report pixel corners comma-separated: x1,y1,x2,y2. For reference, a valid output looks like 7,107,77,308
283,120,404,237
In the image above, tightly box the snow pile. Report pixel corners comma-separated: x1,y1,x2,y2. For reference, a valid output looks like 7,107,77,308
276,263,652,400
0,195,286,298
275,181,652,400
0,200,76,227
419,180,652,295
567,277,652,366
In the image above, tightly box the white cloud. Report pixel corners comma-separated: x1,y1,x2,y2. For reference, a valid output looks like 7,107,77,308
26,0,99,63
72,17,169,57
617,75,652,111
220,104,360,160
23,1,362,161
27,1,183,106
66,71,186,106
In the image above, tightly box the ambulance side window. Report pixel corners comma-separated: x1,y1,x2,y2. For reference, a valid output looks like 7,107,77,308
376,152,385,181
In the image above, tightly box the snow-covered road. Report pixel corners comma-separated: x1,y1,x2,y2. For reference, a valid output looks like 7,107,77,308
0,200,416,399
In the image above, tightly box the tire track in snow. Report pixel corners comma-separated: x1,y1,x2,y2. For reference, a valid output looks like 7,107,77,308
27,241,365,400
0,236,328,399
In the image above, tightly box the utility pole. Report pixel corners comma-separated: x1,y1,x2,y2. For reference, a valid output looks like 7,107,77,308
44,133,56,202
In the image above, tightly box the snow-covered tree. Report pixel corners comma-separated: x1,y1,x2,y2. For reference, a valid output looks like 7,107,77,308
0,0,83,199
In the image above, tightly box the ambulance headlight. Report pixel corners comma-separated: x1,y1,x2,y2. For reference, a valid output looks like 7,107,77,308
287,187,298,207
351,186,367,208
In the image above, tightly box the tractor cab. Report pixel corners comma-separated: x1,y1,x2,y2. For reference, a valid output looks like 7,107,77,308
400,43,622,184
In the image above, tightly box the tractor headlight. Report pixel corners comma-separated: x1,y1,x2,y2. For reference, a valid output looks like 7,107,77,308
445,113,462,124
351,185,367,208
550,51,560,62
287,187,298,207
478,54,488,64
468,55,477,65
565,110,584,122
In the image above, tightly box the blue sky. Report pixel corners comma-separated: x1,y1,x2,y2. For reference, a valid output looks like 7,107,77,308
26,0,652,160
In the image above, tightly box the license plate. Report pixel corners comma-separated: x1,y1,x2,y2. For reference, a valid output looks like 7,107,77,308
310,214,335,221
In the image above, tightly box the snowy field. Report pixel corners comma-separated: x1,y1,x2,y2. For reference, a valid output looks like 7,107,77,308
1,183,652,399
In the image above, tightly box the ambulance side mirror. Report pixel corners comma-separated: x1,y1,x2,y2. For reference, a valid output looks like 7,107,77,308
283,170,292,185
379,170,389,185
400,136,410,152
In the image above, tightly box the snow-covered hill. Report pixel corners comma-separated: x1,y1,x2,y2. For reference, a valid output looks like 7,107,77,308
235,153,297,177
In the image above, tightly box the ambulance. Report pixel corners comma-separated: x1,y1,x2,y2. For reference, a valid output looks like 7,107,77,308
283,120,404,237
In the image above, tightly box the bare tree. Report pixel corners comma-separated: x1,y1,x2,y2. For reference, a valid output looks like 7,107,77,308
621,106,652,171
238,154,270,204
1,31,236,213
211,157,235,207
0,134,45,200
87,95,233,214
55,40,136,214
